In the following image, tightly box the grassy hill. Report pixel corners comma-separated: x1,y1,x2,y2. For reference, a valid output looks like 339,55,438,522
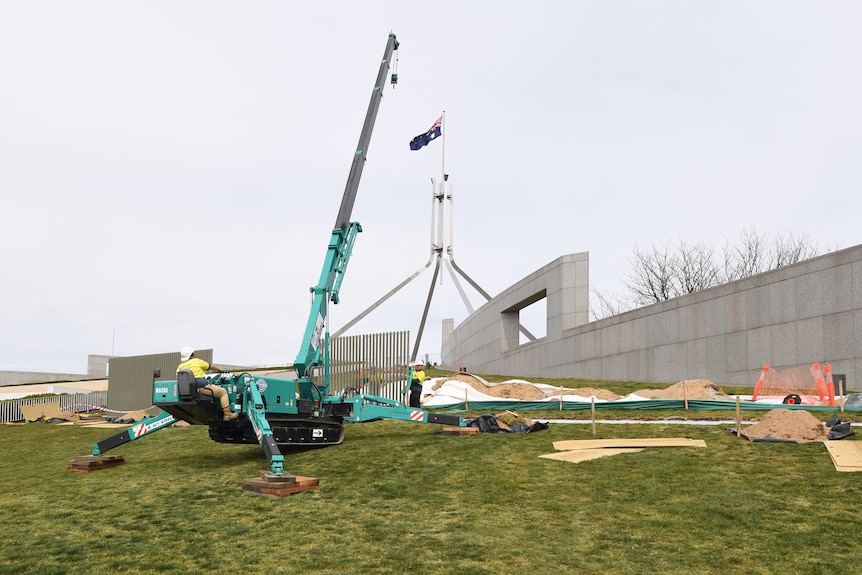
1,373,861,574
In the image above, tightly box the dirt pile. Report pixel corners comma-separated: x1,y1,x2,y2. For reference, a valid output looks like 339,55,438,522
741,408,829,442
562,387,620,401
633,379,733,400
434,373,548,400
494,410,536,430
433,374,733,402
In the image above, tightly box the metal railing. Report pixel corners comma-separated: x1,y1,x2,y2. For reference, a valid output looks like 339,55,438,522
329,331,410,403
0,391,108,423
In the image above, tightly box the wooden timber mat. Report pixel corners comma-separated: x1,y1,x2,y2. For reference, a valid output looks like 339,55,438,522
242,473,319,497
56,421,129,428
543,438,706,465
552,438,707,450
823,441,862,472
540,448,644,463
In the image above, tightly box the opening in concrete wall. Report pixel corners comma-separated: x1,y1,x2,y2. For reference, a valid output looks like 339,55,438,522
519,296,547,344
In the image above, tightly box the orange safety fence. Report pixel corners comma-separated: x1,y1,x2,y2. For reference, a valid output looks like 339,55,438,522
751,361,836,406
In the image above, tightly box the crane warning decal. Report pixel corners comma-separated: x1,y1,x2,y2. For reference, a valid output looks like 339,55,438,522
409,410,424,422
131,414,175,438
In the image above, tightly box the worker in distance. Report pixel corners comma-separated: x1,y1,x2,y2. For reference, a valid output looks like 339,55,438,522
409,360,426,407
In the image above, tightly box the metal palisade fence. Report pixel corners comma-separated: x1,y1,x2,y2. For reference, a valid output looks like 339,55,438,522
329,331,410,403
0,391,109,423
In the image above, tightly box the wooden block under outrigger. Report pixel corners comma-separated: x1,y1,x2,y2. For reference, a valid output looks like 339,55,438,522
67,455,126,472
242,471,320,497
436,426,480,436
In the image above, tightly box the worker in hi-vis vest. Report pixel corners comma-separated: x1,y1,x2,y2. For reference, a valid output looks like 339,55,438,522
409,361,426,407
177,346,239,420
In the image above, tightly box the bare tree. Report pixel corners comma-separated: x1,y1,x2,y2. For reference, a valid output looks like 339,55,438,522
589,287,630,321
769,231,819,268
623,239,722,307
591,227,826,319
625,243,677,307
723,225,768,281
676,239,721,294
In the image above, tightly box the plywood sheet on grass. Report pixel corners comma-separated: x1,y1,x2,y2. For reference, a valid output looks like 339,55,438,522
56,421,128,428
540,448,644,463
20,402,80,422
553,438,707,451
823,441,862,472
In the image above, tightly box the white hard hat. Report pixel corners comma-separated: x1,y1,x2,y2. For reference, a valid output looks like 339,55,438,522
411,361,424,368
180,346,194,361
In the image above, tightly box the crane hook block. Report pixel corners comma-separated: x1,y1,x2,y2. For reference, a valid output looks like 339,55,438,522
391,73,398,86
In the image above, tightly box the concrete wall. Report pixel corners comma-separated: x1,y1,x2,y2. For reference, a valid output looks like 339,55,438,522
0,354,111,386
441,246,862,389
87,355,111,378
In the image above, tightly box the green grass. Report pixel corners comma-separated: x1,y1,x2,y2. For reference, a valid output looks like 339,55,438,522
2,378,862,574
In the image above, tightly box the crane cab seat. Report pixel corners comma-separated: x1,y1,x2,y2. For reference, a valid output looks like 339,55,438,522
176,370,214,404
176,370,198,400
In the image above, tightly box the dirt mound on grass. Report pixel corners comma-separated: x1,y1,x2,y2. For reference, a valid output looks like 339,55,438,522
435,373,548,400
633,379,733,401
564,388,621,401
741,409,828,442
434,374,728,403
437,374,623,401
494,411,536,430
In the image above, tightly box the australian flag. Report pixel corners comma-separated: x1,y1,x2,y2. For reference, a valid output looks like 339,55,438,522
409,116,443,151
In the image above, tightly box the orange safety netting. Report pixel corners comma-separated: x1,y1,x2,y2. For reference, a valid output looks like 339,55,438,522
752,361,835,406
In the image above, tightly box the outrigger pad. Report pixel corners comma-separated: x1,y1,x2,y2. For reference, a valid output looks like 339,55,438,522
67,455,125,472
242,471,319,498
436,426,480,436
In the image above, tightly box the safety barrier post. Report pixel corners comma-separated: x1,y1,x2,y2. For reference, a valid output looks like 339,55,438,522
752,364,769,401
735,396,741,437
824,362,835,407
812,361,825,402
840,379,846,412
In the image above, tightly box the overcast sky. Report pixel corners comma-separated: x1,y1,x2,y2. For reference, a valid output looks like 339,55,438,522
2,1,861,374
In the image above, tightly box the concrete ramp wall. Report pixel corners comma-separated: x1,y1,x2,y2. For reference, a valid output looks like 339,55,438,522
442,245,862,389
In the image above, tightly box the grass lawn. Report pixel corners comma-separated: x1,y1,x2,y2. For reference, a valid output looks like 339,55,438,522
2,377,861,574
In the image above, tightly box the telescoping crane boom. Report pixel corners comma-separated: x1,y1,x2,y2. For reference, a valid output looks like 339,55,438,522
87,33,465,477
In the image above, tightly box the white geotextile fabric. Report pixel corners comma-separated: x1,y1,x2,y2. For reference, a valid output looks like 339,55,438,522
418,377,788,408
420,377,647,407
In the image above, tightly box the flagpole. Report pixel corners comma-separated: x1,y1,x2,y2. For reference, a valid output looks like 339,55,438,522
441,110,448,290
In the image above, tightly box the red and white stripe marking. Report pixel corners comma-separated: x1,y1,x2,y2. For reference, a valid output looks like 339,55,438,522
409,410,424,422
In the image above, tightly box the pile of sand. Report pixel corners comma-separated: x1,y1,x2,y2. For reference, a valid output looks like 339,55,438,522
741,408,829,442
633,379,734,401
436,374,626,401
494,410,536,429
561,387,621,401
434,373,548,400
435,374,729,402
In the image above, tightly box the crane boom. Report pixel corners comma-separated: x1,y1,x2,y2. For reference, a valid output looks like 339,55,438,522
334,33,400,232
293,33,399,379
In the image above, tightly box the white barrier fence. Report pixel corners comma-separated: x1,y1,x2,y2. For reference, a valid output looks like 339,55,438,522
0,391,108,423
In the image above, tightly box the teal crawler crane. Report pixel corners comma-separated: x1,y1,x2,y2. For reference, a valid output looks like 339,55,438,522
86,33,465,478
